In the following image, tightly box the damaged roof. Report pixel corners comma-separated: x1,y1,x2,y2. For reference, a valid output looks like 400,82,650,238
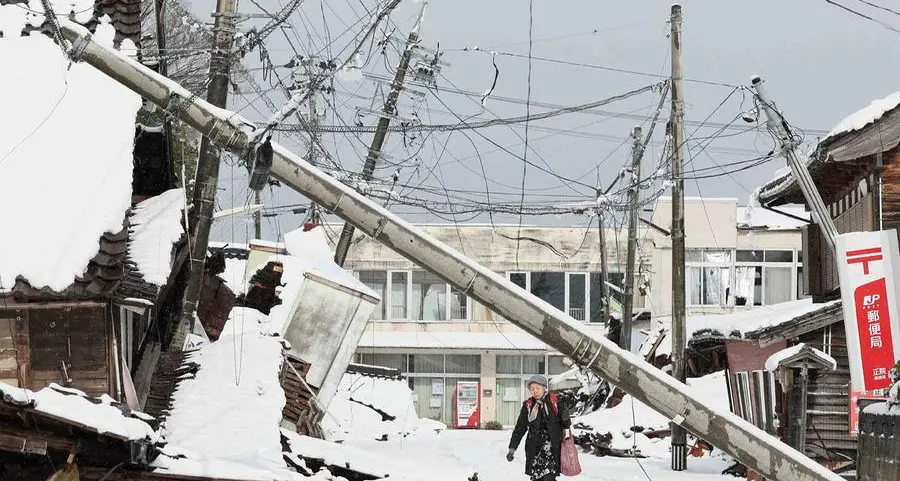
0,28,142,298
757,90,900,206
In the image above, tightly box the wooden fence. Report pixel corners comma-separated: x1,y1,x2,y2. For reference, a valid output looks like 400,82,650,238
857,402,900,481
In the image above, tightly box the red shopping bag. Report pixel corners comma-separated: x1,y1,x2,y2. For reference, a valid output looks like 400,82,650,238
560,433,582,476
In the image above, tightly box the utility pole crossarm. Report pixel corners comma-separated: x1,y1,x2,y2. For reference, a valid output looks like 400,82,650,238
56,21,845,481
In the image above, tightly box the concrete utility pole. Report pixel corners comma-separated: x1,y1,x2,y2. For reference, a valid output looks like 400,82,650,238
669,3,688,472
751,76,839,251
59,24,848,481
621,126,643,351
174,0,237,348
332,1,427,266
597,207,611,324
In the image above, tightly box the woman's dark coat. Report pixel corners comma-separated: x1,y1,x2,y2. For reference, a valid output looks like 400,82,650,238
508,393,571,477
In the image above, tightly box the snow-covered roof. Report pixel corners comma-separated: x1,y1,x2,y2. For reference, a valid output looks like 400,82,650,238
0,27,141,293
736,205,808,230
825,90,900,141
687,299,841,340
157,307,296,479
764,343,837,372
357,330,549,350
0,382,158,442
129,189,185,286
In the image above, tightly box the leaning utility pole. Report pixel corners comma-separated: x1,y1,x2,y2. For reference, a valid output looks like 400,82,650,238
669,3,688,472
332,1,427,266
621,126,643,351
751,76,839,251
174,0,238,349
59,24,849,481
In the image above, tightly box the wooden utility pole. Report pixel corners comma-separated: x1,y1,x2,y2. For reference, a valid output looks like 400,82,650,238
173,0,237,349
621,126,643,351
332,2,426,266
670,3,688,472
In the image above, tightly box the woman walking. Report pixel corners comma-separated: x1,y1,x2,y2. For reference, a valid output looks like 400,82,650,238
506,374,572,481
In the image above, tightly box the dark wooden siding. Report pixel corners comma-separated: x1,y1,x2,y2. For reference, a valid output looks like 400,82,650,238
797,323,856,459
25,305,111,397
802,191,875,297
880,152,900,231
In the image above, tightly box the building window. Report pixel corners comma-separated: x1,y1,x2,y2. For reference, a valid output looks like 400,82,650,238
547,356,569,375
530,272,565,311
449,288,468,320
734,249,798,306
497,355,522,374
523,355,546,374
445,354,480,374
409,354,443,373
566,273,588,321
358,270,387,319
358,353,407,371
412,271,447,321
509,272,529,290
389,271,409,320
687,266,731,306
686,249,732,307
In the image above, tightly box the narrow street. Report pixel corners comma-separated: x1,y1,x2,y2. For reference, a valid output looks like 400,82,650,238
341,430,736,481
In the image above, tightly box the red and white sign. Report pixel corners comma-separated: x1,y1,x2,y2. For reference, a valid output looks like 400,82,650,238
836,230,900,433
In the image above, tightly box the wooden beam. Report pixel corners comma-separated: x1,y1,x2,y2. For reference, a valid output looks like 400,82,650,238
0,426,73,453
0,432,48,455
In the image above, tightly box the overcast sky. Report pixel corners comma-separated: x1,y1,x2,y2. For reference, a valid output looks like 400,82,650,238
200,0,900,243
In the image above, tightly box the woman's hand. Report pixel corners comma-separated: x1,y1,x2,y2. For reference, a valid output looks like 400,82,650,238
506,448,515,462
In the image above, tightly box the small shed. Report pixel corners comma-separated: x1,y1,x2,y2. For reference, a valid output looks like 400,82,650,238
261,227,381,411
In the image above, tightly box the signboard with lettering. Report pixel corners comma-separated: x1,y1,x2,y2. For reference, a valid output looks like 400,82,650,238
835,230,900,434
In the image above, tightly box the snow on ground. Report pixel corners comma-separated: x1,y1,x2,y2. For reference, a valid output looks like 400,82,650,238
0,26,141,292
0,382,158,442
573,372,731,457
310,371,736,481
129,188,185,285
322,372,445,441
340,429,737,481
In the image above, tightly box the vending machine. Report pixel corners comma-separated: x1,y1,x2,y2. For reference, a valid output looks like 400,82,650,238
454,380,481,428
